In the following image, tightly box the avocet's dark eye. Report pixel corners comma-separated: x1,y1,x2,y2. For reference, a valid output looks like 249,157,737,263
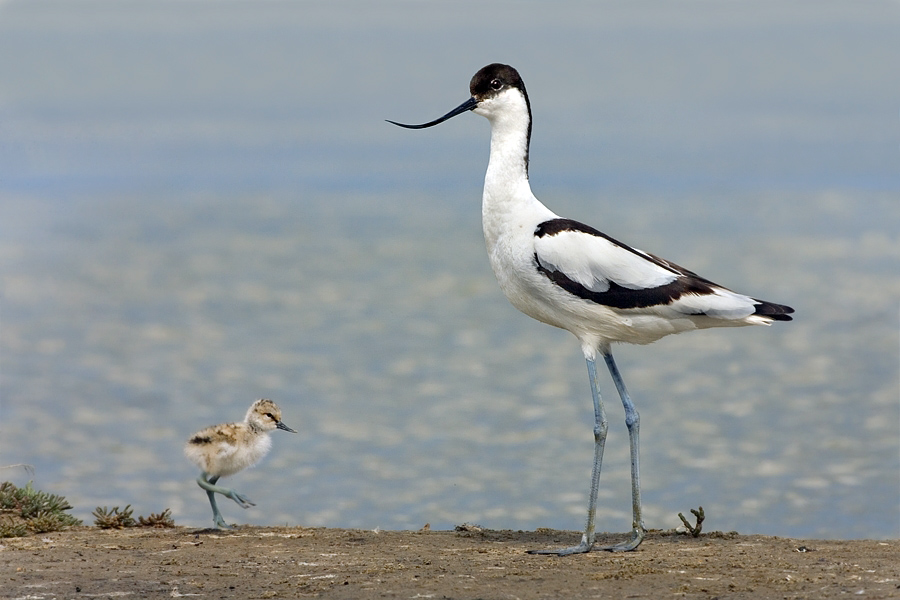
266,413,276,420
490,79,502,90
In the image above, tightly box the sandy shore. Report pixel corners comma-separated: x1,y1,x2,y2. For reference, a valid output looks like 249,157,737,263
2,526,897,599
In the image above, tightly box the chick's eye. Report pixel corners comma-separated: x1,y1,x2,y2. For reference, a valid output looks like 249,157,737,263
266,413,276,420
490,79,502,90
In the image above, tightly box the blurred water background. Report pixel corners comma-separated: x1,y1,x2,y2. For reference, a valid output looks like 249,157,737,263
0,0,897,539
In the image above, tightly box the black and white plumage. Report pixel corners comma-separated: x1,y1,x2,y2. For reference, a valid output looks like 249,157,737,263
532,217,792,336
389,63,793,555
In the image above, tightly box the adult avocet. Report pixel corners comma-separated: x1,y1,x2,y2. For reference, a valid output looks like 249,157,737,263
388,63,793,554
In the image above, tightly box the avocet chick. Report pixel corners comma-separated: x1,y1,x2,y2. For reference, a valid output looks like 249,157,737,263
185,398,296,529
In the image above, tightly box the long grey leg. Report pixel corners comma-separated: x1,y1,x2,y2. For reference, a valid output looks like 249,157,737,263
204,474,228,529
196,472,255,529
600,350,645,551
529,355,609,555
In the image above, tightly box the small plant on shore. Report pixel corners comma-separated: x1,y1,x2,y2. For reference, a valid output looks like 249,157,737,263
677,506,705,537
138,509,175,528
93,505,137,529
93,505,175,529
0,481,83,537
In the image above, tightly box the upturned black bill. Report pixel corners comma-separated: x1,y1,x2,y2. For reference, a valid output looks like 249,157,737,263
387,97,477,129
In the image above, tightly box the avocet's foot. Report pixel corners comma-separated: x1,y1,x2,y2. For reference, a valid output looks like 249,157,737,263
599,527,645,552
225,490,255,509
528,527,645,555
213,514,233,529
528,542,594,556
527,534,594,556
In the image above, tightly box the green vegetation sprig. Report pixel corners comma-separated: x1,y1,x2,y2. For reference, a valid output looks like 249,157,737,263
0,481,82,537
92,505,137,529
93,505,175,529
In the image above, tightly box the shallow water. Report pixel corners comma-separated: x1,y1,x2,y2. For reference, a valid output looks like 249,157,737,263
0,1,898,539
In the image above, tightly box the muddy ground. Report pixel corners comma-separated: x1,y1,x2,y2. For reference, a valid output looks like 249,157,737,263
2,526,897,599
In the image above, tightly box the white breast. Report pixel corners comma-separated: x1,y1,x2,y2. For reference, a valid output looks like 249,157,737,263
217,434,273,477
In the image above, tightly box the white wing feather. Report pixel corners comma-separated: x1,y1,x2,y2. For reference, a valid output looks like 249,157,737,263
667,288,758,320
534,228,764,322
534,230,677,292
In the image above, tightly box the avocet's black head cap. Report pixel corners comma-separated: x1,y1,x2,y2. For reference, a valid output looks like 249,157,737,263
468,63,528,104
387,63,530,130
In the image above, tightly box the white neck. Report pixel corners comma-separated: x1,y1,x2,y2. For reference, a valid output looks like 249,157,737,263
477,88,531,192
477,89,554,249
